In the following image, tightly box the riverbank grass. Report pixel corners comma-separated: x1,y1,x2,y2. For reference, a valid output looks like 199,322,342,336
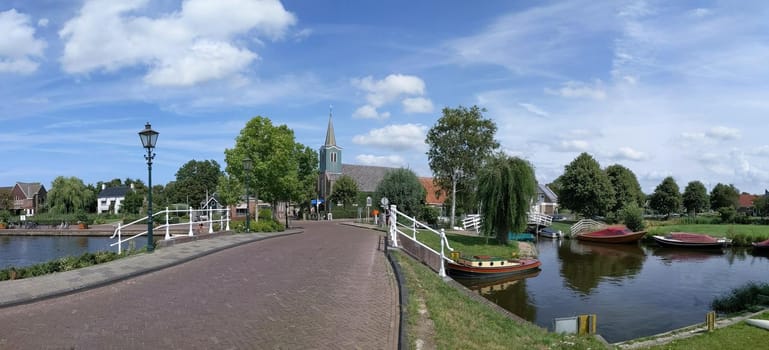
642,312,769,350
393,251,606,349
412,230,520,257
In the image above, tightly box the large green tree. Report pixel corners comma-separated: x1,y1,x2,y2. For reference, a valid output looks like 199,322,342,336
477,154,537,244
682,181,709,216
374,168,425,217
215,173,244,208
710,183,739,210
292,143,319,214
121,189,144,214
648,176,682,217
557,153,615,218
425,105,499,227
167,160,222,207
605,164,645,213
329,175,359,208
47,176,95,214
224,116,313,221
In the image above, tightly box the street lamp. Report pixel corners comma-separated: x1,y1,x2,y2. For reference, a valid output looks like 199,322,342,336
138,122,159,252
243,158,252,233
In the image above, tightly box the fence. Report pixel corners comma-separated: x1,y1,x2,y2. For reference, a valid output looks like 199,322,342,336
388,205,454,277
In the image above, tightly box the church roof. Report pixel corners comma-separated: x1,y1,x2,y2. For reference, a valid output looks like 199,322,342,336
324,114,336,146
337,164,395,192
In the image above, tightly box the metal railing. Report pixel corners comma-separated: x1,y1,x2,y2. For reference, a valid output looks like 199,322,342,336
569,219,605,237
528,211,553,227
110,207,231,254
388,205,454,277
462,214,480,232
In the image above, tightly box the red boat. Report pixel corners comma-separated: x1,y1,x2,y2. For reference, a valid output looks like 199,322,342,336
652,232,731,249
446,253,541,279
575,225,645,244
752,238,769,254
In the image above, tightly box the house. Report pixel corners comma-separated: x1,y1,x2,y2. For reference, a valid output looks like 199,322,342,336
533,183,559,215
97,184,133,214
419,177,447,207
200,193,222,210
738,193,759,216
6,182,47,216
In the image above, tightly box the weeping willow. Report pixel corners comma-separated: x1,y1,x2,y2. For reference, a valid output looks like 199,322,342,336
477,154,537,244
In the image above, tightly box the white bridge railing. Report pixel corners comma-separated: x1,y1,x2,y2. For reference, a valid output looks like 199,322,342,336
388,204,454,277
110,207,231,254
569,219,605,237
462,214,480,232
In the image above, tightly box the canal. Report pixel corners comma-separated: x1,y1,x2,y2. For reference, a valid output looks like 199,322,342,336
456,238,769,343
0,236,148,269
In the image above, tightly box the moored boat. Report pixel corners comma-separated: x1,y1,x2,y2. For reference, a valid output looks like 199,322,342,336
575,225,645,244
446,253,541,279
652,232,731,249
538,227,562,239
745,318,769,331
752,238,769,254
508,232,535,242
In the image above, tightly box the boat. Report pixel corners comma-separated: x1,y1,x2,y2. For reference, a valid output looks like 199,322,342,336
574,225,645,244
745,318,769,331
652,232,731,249
752,238,769,254
453,270,541,294
538,227,562,239
508,232,535,242
446,253,541,279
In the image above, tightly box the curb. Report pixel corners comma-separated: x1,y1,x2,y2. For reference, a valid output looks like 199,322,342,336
0,229,302,309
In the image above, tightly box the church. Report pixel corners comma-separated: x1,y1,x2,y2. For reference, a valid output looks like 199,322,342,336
316,113,445,211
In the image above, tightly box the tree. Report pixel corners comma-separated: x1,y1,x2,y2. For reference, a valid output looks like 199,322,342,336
216,173,244,208
621,202,645,232
47,176,94,214
477,154,537,244
291,143,319,215
605,164,645,213
710,183,739,210
0,188,12,211
329,175,358,207
121,189,143,214
224,116,304,221
168,160,222,207
374,168,425,217
754,194,769,217
682,181,709,216
648,176,681,217
425,105,499,228
557,153,615,218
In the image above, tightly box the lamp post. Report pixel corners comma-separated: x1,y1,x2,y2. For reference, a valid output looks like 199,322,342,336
138,122,159,252
243,158,252,232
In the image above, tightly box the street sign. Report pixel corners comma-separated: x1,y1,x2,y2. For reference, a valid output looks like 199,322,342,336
366,196,372,207
380,197,389,207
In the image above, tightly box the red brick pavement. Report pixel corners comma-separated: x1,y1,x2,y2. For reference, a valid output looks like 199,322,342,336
0,221,398,349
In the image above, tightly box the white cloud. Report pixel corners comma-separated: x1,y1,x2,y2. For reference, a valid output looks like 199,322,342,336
402,97,434,113
0,9,46,74
355,154,406,168
37,18,49,27
553,140,589,152
545,80,607,100
705,126,740,140
611,147,648,161
518,103,549,118
351,74,431,119
351,124,427,151
58,0,296,86
681,132,705,140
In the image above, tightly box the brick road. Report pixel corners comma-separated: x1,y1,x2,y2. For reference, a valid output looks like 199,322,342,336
0,221,398,349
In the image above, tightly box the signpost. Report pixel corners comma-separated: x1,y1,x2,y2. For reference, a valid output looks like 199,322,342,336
366,196,372,223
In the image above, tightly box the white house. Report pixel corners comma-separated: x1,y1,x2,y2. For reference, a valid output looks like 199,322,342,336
97,184,133,214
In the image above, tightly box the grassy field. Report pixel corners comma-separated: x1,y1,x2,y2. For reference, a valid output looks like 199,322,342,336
645,223,769,239
642,312,769,350
393,251,607,350
411,230,520,258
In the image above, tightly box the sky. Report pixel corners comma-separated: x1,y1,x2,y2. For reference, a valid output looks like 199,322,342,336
2,0,769,195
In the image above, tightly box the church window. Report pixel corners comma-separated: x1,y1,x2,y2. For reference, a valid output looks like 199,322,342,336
331,152,337,163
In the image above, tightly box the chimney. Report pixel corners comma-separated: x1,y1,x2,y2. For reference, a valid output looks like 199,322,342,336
101,184,106,190
130,183,135,190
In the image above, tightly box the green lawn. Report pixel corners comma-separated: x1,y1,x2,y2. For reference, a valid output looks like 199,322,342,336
642,312,769,350
645,223,769,244
410,230,519,258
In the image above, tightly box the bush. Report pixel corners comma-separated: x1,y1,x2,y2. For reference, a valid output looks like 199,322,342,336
712,281,769,313
621,203,645,232
0,250,133,281
718,206,736,224
258,208,272,220
418,206,439,227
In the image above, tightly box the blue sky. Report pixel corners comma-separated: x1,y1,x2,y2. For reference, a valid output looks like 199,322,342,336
2,0,769,195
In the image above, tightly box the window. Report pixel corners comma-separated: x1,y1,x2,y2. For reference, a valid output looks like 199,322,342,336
331,152,337,163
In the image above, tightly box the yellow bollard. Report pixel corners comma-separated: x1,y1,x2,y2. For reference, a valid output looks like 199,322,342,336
577,314,597,335
450,251,461,260
706,311,716,332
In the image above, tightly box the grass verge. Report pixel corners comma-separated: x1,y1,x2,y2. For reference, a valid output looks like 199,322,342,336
412,230,520,257
642,312,769,350
392,250,607,350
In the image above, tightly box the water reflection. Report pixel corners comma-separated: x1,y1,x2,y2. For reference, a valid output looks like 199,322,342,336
558,240,646,294
651,247,724,264
0,236,146,269
454,270,540,321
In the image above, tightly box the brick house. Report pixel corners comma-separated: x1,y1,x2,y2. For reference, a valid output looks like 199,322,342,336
4,182,47,216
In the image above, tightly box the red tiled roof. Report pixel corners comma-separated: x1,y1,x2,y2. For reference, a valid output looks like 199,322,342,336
738,194,758,208
419,177,446,205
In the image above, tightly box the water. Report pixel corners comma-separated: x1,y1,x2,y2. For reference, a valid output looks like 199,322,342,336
0,236,148,269
455,239,769,343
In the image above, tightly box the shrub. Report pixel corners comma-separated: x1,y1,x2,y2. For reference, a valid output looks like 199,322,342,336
718,206,736,224
418,206,439,227
712,281,769,313
258,208,273,220
621,203,645,232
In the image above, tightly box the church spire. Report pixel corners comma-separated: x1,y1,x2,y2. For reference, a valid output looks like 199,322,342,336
324,105,336,146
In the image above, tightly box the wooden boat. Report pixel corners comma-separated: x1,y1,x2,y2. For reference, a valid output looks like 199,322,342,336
538,227,562,239
446,253,541,279
508,232,535,242
752,238,769,254
652,232,731,249
575,225,645,244
745,318,769,331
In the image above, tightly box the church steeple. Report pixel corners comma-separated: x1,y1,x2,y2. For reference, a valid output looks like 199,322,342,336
324,106,336,146
319,105,342,175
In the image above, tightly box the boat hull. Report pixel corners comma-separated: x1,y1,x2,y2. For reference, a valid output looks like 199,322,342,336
576,231,645,244
752,239,769,254
652,235,728,249
539,228,562,239
745,318,769,330
447,258,541,279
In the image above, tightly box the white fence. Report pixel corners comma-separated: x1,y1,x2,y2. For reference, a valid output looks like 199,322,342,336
110,207,231,254
462,214,480,232
388,205,454,277
569,219,605,237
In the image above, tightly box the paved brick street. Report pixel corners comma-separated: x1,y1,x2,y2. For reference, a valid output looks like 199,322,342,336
0,221,398,349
